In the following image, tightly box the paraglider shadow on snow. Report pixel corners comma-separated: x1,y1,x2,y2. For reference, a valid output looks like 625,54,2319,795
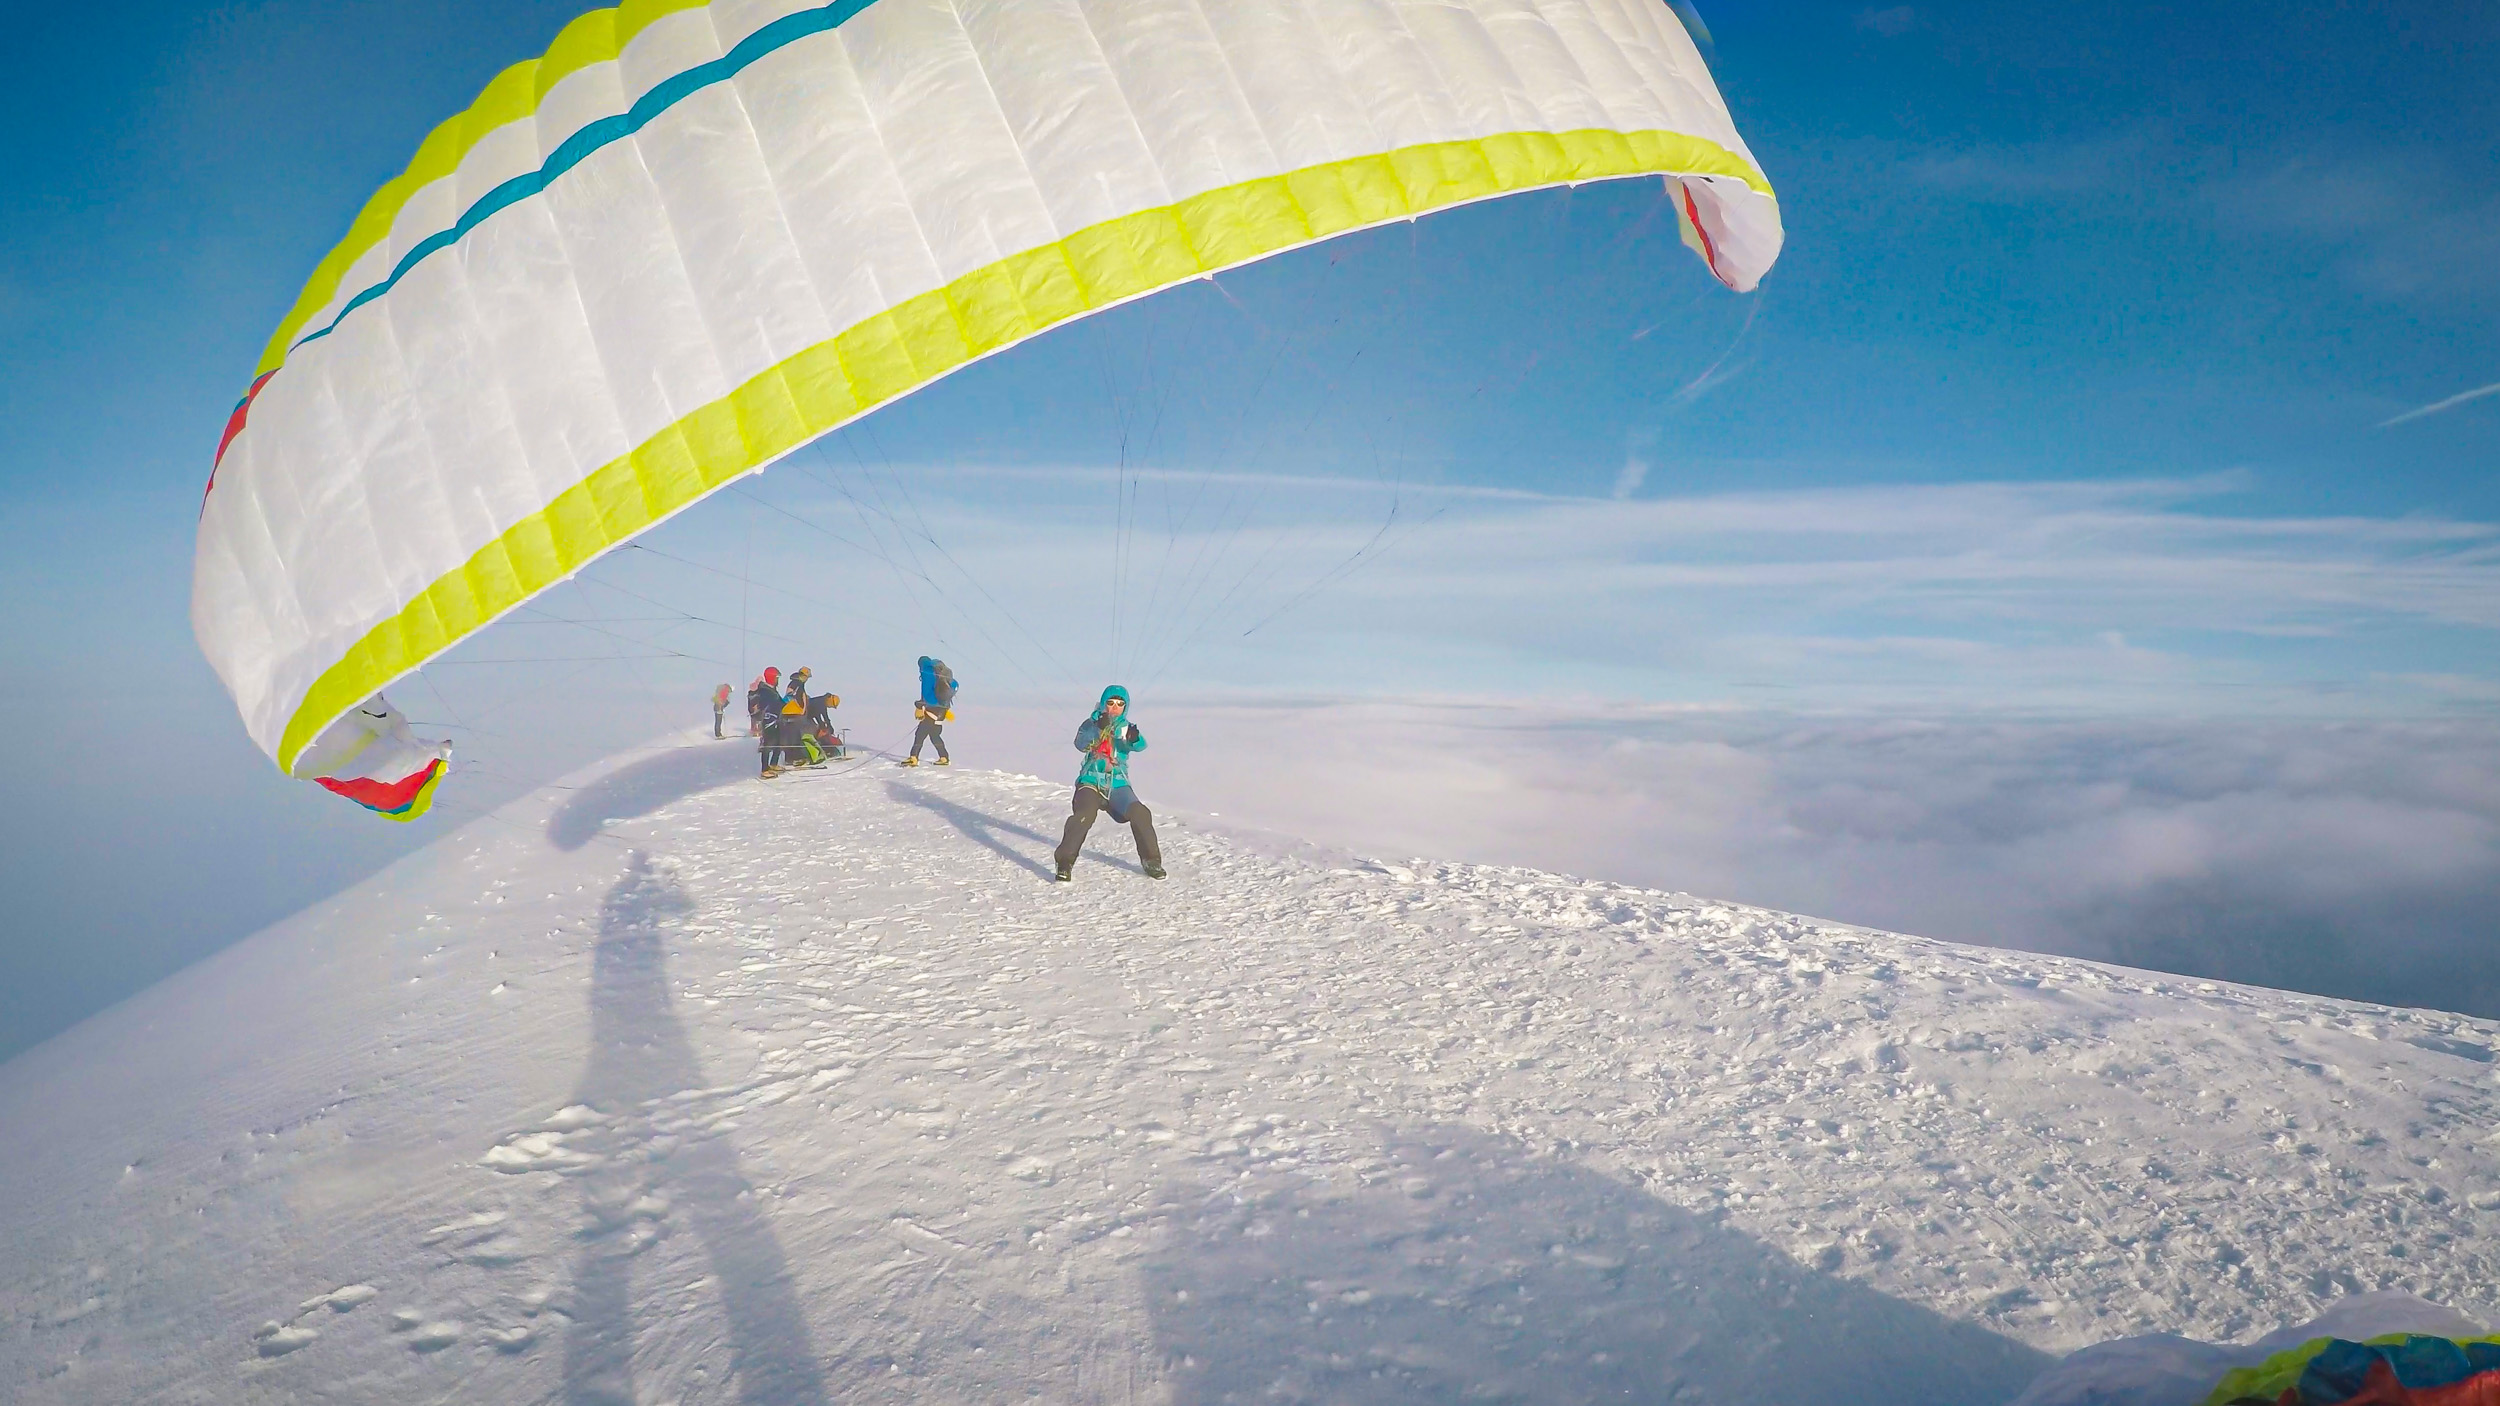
885,781,1145,881
1141,1126,2052,1406
547,745,755,852
559,854,829,1406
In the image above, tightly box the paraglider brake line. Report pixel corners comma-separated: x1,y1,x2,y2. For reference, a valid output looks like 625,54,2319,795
815,430,956,644
1235,502,1445,640
428,654,696,665
756,446,1061,695
726,483,885,559
564,571,823,655
618,543,896,630
791,449,1074,687
501,600,732,668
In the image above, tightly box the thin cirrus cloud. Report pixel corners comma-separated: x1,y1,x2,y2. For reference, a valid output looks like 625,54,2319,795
2210,151,2500,304
1899,131,2164,197
1311,472,2500,641
2380,380,2500,429
1875,128,2500,313
801,466,2500,714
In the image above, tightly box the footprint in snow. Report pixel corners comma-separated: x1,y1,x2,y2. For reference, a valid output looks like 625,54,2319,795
251,1282,380,1359
482,1130,601,1173
252,1322,318,1357
406,1320,464,1352
298,1283,379,1314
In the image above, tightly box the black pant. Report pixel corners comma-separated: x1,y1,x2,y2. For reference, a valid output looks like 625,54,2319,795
760,717,799,773
713,707,725,739
910,718,948,761
1055,786,1159,870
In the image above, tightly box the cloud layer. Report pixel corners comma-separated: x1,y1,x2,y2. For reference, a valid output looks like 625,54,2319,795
969,698,2500,1020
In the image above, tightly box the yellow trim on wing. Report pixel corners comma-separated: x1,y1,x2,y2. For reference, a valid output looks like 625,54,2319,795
251,0,709,377
380,760,451,823
278,126,1772,769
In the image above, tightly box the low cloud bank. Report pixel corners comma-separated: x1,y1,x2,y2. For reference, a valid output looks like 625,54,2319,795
978,699,2500,1019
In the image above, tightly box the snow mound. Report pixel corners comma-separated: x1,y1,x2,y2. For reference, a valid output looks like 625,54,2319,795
0,742,2495,1404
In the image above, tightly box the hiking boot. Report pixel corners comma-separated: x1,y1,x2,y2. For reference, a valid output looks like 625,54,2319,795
899,756,918,767
760,767,782,779
934,757,951,766
1053,862,1073,883
1143,864,1166,880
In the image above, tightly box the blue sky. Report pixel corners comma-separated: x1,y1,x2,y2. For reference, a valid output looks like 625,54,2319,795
2,0,2496,1062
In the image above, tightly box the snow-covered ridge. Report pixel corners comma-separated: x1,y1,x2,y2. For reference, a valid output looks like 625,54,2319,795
1,741,2493,1404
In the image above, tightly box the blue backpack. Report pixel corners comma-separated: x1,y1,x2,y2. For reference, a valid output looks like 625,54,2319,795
918,657,957,711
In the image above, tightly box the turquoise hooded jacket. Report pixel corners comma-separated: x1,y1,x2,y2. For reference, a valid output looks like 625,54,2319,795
1073,685,1144,791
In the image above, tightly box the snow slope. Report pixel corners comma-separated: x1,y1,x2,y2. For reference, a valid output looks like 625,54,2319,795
2,740,2496,1405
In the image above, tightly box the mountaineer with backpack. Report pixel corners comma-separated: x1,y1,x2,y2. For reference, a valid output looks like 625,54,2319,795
905,656,957,767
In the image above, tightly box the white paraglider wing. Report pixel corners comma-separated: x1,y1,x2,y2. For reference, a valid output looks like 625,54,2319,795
194,0,1782,792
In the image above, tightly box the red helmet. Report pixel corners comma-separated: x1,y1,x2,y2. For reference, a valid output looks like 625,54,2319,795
763,667,780,685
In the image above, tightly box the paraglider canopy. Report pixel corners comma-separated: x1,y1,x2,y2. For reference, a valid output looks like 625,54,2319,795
2207,1334,2500,1405
193,0,1782,812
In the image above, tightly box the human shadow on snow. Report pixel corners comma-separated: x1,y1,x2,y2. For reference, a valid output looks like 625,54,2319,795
885,781,1144,880
1144,1126,2050,1406
560,854,829,1405
547,744,754,851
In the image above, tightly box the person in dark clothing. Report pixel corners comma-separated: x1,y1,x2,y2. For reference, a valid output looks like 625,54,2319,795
1052,685,1162,881
788,679,837,764
904,656,957,767
769,668,816,772
747,669,781,738
906,700,950,766
751,668,783,775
